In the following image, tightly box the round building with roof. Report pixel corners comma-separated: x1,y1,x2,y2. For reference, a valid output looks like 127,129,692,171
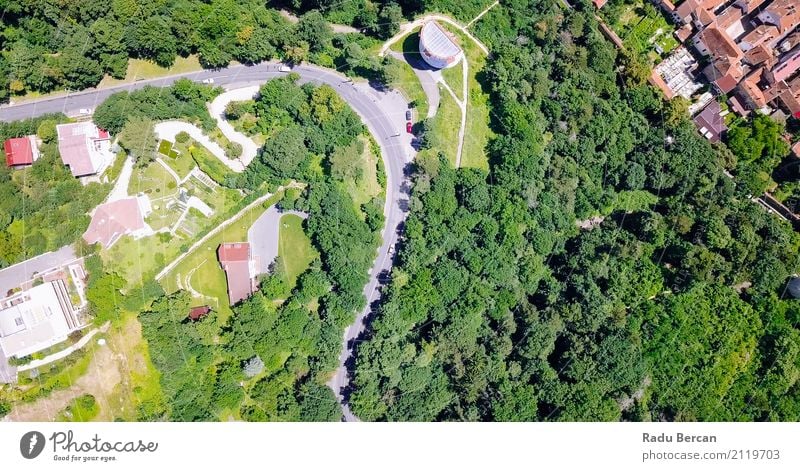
418,21,464,69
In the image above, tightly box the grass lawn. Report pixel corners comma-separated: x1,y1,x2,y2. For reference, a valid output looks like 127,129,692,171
57,394,99,421
161,192,284,324
441,60,465,102
102,151,128,183
98,55,203,88
444,26,493,170
158,140,179,159
162,149,195,180
128,160,179,197
610,3,676,61
430,85,462,167
340,136,384,215
387,31,430,120
189,144,233,185
278,214,318,288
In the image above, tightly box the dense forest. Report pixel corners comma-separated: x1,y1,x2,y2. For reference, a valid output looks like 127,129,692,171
349,0,800,421
135,77,382,420
0,115,109,269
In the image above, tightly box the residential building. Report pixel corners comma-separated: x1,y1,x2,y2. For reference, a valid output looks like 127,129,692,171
3,136,39,168
82,196,152,249
693,100,728,142
0,280,83,361
56,122,113,179
188,306,211,321
218,243,256,306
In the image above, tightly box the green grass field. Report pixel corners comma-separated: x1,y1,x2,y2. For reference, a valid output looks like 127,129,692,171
158,140,179,159
278,214,318,288
98,55,203,88
161,193,283,323
441,60,465,103
430,85,462,167
189,144,233,185
447,27,493,170
388,31,430,120
128,161,178,197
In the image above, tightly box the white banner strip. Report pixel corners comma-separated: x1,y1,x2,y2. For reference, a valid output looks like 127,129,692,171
0,422,797,470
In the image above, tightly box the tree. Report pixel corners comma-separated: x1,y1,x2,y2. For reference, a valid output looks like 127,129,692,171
378,3,404,40
295,11,332,53
117,117,158,164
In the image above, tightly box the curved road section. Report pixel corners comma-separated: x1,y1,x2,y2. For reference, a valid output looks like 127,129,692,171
0,62,414,421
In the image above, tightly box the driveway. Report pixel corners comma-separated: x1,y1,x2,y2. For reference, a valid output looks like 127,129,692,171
248,206,308,275
0,245,78,296
388,51,440,119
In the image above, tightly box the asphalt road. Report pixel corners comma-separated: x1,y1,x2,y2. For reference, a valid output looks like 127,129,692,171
0,245,78,296
0,62,415,419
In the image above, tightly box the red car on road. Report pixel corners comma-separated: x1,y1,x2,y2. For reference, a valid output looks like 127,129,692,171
406,122,413,134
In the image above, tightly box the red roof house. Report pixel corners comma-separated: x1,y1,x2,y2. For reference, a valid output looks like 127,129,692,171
188,306,211,321
4,136,38,167
218,243,256,306
82,197,148,249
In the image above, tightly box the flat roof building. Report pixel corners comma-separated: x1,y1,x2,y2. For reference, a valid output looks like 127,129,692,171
418,21,464,69
218,243,256,306
0,280,82,360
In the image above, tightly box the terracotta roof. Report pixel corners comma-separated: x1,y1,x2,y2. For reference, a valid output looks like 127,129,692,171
741,25,780,50
188,306,211,321
793,141,800,157
743,44,774,66
82,198,145,248
649,70,675,99
675,24,695,42
760,0,800,33
592,0,607,8
218,243,254,305
4,137,33,167
739,67,768,107
697,26,742,59
729,95,751,115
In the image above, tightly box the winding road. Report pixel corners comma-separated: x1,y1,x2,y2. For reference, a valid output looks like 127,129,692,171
0,61,415,421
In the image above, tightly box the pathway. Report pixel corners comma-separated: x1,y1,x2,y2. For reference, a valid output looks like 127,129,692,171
17,323,110,373
155,157,181,184
153,121,245,172
379,14,490,58
466,0,500,28
388,51,440,119
207,86,261,167
105,156,134,202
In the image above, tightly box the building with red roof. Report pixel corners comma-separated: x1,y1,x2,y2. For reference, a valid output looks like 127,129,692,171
82,196,151,249
56,122,113,180
188,306,211,321
4,136,39,168
218,243,256,306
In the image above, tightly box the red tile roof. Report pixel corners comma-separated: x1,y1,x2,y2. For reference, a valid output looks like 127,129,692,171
82,198,145,248
188,306,211,321
218,243,254,305
4,137,33,167
592,0,607,8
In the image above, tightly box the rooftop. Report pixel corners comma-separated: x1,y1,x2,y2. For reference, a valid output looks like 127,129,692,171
56,122,111,177
419,21,462,61
4,137,35,167
0,280,82,359
82,197,146,249
218,243,255,306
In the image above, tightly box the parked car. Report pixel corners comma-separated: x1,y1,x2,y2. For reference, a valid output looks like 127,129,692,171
201,78,214,84
279,65,292,72
406,122,413,134
405,110,412,121
78,108,93,115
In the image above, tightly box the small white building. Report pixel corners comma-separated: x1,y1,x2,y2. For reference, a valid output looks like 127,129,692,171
418,21,464,69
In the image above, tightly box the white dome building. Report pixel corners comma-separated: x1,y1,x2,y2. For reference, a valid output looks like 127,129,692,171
418,21,464,69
